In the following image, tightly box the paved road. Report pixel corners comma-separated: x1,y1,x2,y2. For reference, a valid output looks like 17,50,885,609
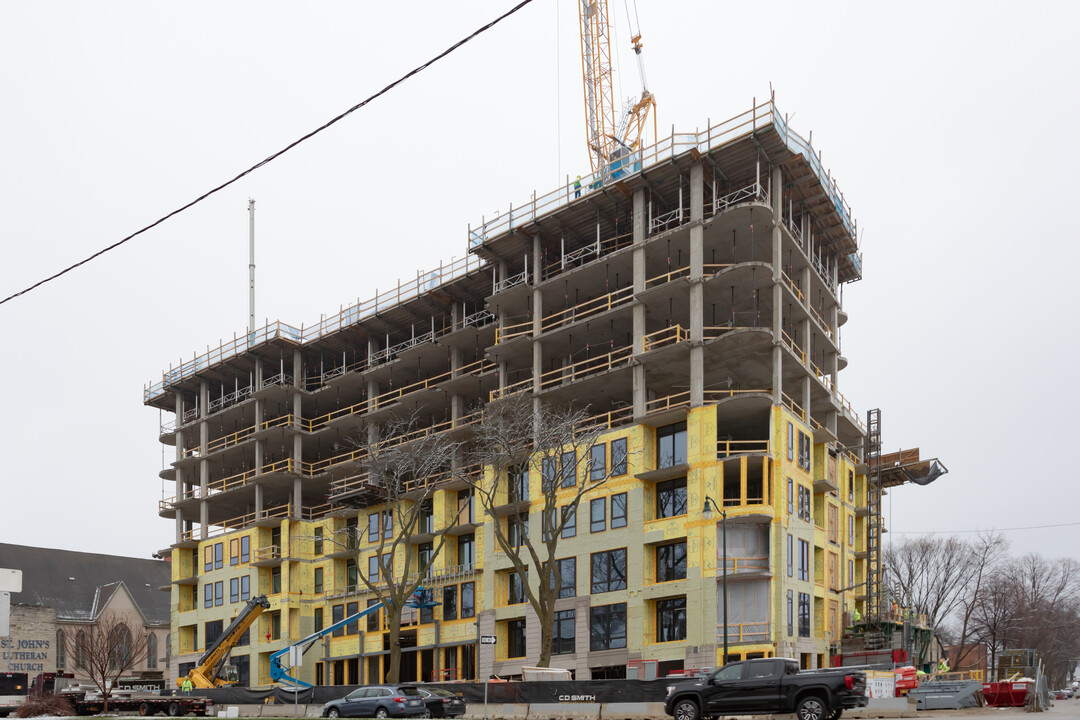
918,701,1080,720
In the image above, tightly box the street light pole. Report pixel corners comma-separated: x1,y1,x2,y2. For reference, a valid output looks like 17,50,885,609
703,496,728,665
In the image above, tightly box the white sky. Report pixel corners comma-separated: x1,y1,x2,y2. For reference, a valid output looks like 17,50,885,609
1,1,1077,563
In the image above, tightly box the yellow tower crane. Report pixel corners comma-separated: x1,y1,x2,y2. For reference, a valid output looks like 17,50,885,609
577,0,656,183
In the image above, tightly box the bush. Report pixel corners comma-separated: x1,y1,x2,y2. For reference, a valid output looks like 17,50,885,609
15,694,75,717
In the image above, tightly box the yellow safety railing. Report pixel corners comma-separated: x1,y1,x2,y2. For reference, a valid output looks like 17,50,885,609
495,319,533,345
538,345,634,391
724,557,770,573
717,621,771,644
717,439,770,458
540,285,635,334
642,324,687,353
489,376,533,402
254,544,282,563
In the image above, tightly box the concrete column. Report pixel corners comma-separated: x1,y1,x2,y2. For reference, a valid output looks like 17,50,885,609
689,164,705,408
800,265,813,419
174,393,185,544
198,381,209,539
496,261,509,394
531,234,543,396
367,338,380,445
632,188,647,417
770,167,784,405
292,350,304,519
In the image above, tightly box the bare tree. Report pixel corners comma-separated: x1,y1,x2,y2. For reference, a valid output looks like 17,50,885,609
68,612,149,712
946,532,1008,670
333,413,469,683
969,570,1022,674
468,395,620,667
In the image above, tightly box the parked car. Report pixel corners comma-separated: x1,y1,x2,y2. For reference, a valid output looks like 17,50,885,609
323,685,427,718
416,688,466,718
664,658,867,720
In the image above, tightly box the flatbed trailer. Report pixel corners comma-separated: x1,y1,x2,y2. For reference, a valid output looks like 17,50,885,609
65,692,212,717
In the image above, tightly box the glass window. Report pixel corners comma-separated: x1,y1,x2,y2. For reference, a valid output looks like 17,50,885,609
848,470,855,502
590,497,606,533
271,568,281,595
458,534,475,568
366,599,379,632
418,542,434,575
203,584,212,609
508,514,528,548
541,458,556,492
461,582,475,618
590,548,627,593
848,515,855,546
656,542,687,582
510,464,530,501
443,585,458,621
419,501,434,535
230,578,239,603
507,619,527,658
345,601,359,635
214,543,223,570
561,504,577,538
332,604,345,637
458,489,475,524
313,527,323,555
657,421,687,468
240,535,250,563
314,608,324,633
420,589,435,624
787,535,793,577
611,438,628,475
347,559,358,591
561,451,576,488
314,567,324,594
368,554,380,582
611,493,627,528
590,603,627,650
240,575,249,601
798,592,810,637
553,610,575,655
787,422,794,461
787,478,794,514
368,513,380,542
656,477,687,518
507,571,526,605
551,557,576,599
204,546,213,573
382,510,393,539
590,444,606,481
656,597,686,642
798,539,809,581
230,538,239,566
787,590,794,636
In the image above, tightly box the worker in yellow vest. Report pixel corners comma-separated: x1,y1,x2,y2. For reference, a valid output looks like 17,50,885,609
181,677,194,695
937,657,950,675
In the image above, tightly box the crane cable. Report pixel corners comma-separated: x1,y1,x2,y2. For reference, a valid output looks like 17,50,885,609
0,0,537,307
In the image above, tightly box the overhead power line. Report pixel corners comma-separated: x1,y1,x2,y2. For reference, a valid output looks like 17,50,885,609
890,521,1080,535
0,0,537,307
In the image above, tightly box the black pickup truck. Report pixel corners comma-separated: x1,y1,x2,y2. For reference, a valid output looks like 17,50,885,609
664,658,867,720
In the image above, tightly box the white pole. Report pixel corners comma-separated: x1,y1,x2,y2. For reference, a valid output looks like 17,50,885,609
248,199,256,335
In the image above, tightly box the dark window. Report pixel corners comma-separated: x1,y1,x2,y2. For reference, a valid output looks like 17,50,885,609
203,584,212,609
345,601,359,635
787,590,794,636
656,477,687,518
240,575,249,600
657,422,687,468
315,608,324,633
461,582,475,618
656,597,686,642
510,464,530,501
420,590,435,624
507,619,527,658
550,557,576,599
418,542,434,575
271,568,281,594
611,493,627,528
366,599,380,632
541,458,557,492
848,471,855,502
561,451,576,488
589,444,606,481
611,438,628,475
419,501,434,535
553,610,575,655
590,548,627,593
798,592,810,637
458,534,475,568
561,505,577,538
230,578,239,603
798,432,811,471
443,585,458,621
332,604,345,637
458,489,475,524
798,539,809,581
590,603,627,650
508,571,526,605
382,510,393,539
314,567,324,594
590,497,606,533
236,627,249,647
508,514,528,548
205,620,223,648
314,527,323,555
656,542,687,582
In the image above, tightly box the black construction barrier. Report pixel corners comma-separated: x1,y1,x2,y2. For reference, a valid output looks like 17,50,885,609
199,679,673,707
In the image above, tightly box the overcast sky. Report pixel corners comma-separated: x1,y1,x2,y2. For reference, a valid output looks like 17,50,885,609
1,1,1077,564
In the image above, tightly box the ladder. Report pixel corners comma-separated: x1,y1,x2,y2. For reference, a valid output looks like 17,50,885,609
866,408,884,622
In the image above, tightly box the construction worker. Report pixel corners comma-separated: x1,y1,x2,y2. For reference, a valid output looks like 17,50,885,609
181,677,194,695
937,657,950,675
853,607,861,624
574,175,582,198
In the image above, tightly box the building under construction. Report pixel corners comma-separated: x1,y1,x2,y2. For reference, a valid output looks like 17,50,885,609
145,96,933,685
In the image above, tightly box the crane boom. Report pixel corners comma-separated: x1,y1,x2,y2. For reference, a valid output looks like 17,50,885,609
180,595,270,689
